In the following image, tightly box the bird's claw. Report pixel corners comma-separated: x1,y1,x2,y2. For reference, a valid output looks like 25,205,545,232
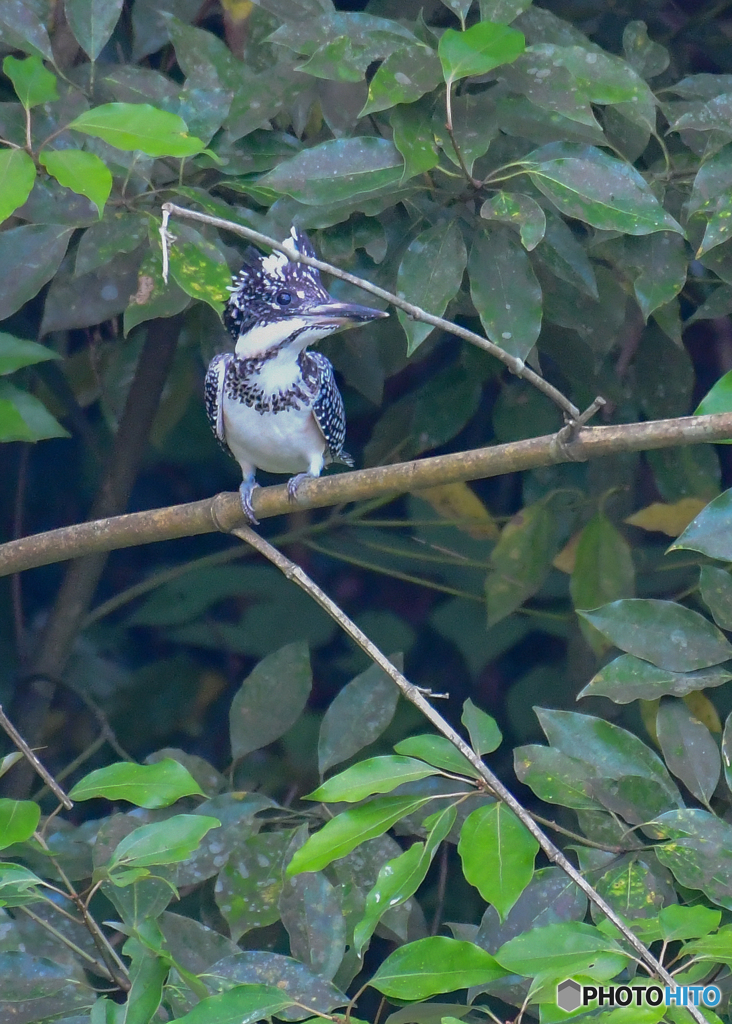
239,479,260,525
287,472,313,503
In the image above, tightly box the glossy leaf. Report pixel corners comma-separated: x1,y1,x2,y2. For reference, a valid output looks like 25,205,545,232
396,220,467,355
0,3,54,61
173,984,294,1024
286,796,429,875
0,381,69,441
695,370,732,443
390,102,440,180
230,643,312,761
461,699,502,755
469,224,542,360
64,0,123,60
514,745,600,809
0,223,73,321
699,565,732,629
480,192,546,250
495,920,629,979
394,734,480,778
0,799,40,850
0,149,36,226
525,143,684,234
652,808,732,910
280,865,346,980
168,232,231,312
484,495,563,625
438,22,525,85
318,659,400,776
214,831,291,941
458,803,538,919
671,489,732,560
69,759,204,807
361,44,442,116
307,756,440,803
38,149,112,218
0,334,59,375
656,699,720,806
0,863,55,906
68,103,206,157
204,950,347,1015
108,815,221,871
625,233,688,319
261,138,404,204
659,904,720,942
353,803,456,956
579,599,732,671
580,653,732,703
2,54,57,108
570,513,635,654
371,937,506,999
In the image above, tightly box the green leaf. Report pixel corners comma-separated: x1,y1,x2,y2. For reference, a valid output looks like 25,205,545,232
307,756,440,803
2,54,57,108
69,759,205,808
396,220,467,355
625,233,689,320
75,210,147,277
0,224,73,321
438,22,524,85
495,921,629,979
68,103,206,157
656,699,720,806
390,102,440,180
458,803,538,919
0,381,69,441
0,334,59,375
260,137,404,205
0,798,40,850
695,370,732,442
699,565,732,629
659,904,720,942
280,862,345,980
108,814,220,871
318,658,400,776
361,44,442,116
580,654,732,703
514,745,600,809
722,711,732,796
230,642,312,761
124,947,168,1024
525,143,684,235
480,192,546,250
0,3,54,62
38,149,112,218
578,599,732,671
394,734,480,778
124,250,190,334
286,796,429,875
353,803,456,956
372,937,506,999
461,699,502,755
469,224,542,360
0,863,52,907
0,149,36,226
671,489,732,560
168,229,231,312
65,0,124,61
215,831,293,941
485,495,564,625
570,513,635,654
652,808,732,910
173,984,294,1024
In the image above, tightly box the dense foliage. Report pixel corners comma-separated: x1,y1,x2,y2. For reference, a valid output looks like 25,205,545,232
5,0,732,1021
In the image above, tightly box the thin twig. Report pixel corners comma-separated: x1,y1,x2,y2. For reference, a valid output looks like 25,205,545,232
160,201,585,422
2,411,732,578
229,523,707,1024
0,705,72,809
445,83,479,188
19,905,114,980
431,842,449,935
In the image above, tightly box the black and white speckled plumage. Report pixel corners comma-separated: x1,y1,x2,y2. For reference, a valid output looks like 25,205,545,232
205,227,386,523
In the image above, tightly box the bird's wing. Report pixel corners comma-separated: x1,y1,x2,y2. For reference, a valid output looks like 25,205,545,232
308,352,352,465
204,353,234,456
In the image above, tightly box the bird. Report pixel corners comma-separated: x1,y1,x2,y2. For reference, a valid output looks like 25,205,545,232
204,227,388,524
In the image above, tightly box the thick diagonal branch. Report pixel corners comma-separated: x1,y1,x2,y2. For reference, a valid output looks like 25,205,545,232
0,411,730,578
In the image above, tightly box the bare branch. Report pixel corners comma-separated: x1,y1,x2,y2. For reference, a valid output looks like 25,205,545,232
229,523,707,1024
0,705,72,809
0,411,731,579
160,201,584,422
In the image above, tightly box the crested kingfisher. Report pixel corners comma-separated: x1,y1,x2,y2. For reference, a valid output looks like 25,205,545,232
205,228,387,523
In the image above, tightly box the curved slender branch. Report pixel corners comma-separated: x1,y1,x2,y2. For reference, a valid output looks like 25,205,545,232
229,523,707,1024
160,202,584,422
0,410,731,578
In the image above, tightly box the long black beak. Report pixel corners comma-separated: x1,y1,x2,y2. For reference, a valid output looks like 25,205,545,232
306,299,389,327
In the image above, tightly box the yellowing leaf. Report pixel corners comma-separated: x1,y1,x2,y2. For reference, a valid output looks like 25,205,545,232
625,498,708,537
414,482,499,539
221,0,254,17
684,691,722,734
553,531,582,574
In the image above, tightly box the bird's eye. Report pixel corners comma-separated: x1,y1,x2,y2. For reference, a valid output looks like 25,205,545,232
276,290,292,306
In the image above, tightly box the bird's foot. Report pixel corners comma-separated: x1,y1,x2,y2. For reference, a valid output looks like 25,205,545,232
239,478,261,525
287,472,315,504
